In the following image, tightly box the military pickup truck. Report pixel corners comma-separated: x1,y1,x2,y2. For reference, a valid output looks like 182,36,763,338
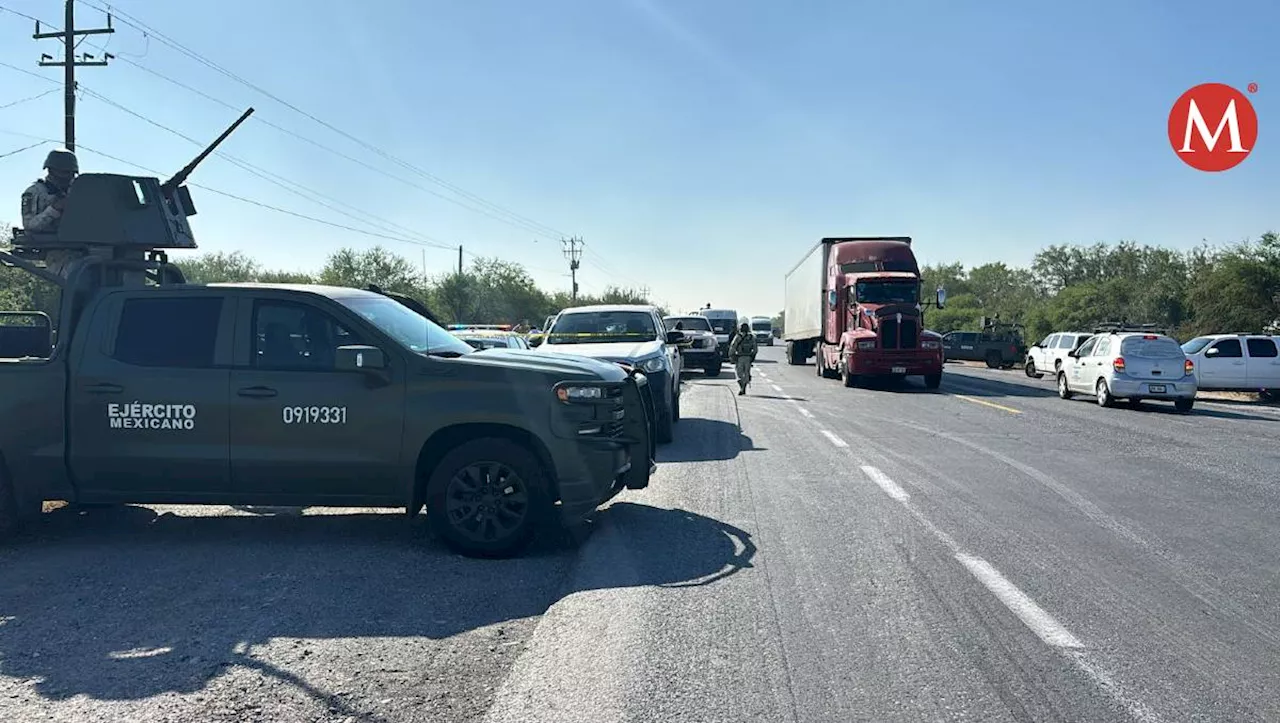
0,111,654,558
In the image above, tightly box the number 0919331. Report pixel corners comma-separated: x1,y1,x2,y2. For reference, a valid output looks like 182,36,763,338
282,406,348,424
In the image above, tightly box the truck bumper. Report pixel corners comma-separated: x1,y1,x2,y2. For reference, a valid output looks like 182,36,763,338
681,349,720,368
550,373,655,525
848,352,943,376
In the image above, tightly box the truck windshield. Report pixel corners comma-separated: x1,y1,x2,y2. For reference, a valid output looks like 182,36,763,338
1181,337,1213,355
752,320,771,331
853,281,919,304
337,296,475,356
547,311,656,344
665,316,712,331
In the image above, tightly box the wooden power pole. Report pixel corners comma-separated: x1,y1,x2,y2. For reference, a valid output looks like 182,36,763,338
34,1,115,151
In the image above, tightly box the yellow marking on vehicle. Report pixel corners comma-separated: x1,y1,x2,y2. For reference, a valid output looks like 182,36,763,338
952,394,1022,415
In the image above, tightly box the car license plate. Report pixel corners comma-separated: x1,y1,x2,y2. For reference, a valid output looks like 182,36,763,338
1148,384,1167,393
891,366,906,374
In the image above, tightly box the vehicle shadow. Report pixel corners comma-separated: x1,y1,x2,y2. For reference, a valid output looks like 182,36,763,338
750,394,808,402
1123,401,1278,422
0,500,754,703
938,372,1059,399
658,418,763,463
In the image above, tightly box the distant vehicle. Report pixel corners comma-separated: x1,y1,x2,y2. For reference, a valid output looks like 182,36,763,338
698,308,740,359
1024,331,1092,378
940,317,1026,369
749,316,774,346
783,236,945,388
1181,333,1280,395
453,329,531,351
538,305,684,443
664,315,722,376
1057,324,1196,412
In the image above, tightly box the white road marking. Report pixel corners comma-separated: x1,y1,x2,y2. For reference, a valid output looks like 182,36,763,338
819,430,848,448
770,384,783,393
954,553,1083,649
797,407,813,418
860,465,909,502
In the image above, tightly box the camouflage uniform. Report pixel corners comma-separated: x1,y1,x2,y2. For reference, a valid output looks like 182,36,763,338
20,149,79,277
728,324,758,395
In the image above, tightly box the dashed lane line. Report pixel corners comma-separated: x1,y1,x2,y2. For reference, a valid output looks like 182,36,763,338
951,393,1022,415
819,429,848,448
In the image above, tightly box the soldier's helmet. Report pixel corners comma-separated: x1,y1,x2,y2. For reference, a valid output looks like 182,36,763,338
43,148,79,174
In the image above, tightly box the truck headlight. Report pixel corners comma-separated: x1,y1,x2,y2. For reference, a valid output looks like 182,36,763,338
556,385,603,402
638,356,666,373
856,340,876,350
922,340,941,350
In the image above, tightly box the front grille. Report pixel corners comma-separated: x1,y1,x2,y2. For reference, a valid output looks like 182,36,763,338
881,321,899,349
879,317,919,350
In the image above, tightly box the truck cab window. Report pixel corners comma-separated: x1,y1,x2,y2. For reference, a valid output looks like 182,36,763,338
112,296,223,368
254,300,358,370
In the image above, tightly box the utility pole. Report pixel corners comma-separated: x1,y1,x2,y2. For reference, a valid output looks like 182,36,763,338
639,284,650,300
561,236,583,301
457,245,463,275
34,1,115,151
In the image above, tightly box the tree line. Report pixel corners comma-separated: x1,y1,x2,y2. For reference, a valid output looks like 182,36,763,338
4,220,1277,342
0,221,658,327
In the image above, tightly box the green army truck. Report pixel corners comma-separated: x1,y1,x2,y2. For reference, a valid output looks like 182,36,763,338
0,110,654,557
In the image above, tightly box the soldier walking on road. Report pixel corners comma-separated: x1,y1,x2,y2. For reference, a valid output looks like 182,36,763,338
21,149,79,234
729,321,758,396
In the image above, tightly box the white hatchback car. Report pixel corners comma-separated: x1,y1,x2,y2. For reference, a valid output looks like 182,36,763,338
1057,330,1197,412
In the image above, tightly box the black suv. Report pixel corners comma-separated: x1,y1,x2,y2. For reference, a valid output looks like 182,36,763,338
941,319,1027,369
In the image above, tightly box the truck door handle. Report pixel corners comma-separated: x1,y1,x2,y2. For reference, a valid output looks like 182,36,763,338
83,382,123,394
237,386,278,398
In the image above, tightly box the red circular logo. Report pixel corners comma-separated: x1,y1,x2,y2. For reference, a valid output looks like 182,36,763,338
1168,83,1258,172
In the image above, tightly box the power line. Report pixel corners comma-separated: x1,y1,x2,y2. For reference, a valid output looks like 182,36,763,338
74,142,455,250
74,0,571,241
78,86,457,251
0,140,47,159
0,59,58,84
0,87,60,110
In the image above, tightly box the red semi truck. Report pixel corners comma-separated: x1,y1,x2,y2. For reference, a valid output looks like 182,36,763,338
782,236,946,388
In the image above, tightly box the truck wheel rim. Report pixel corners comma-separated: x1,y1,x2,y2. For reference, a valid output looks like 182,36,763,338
444,461,530,543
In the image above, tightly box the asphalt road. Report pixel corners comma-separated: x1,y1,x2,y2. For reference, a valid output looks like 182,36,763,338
3,346,1278,722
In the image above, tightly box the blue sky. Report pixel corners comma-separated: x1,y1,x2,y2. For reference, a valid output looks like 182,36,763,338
1,0,1274,316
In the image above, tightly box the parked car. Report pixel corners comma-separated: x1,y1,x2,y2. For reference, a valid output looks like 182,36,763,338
1181,334,1280,396
1024,331,1092,378
1057,328,1197,412
537,305,684,443
664,314,722,376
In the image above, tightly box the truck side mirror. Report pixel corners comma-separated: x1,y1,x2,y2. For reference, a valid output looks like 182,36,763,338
665,330,685,344
1204,347,1219,357
335,345,386,372
528,334,544,347
935,287,947,309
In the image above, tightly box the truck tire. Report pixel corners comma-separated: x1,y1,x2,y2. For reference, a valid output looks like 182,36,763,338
924,373,942,389
1024,359,1042,378
786,342,804,366
0,464,39,541
656,402,675,444
840,357,858,388
985,351,1002,369
425,438,548,558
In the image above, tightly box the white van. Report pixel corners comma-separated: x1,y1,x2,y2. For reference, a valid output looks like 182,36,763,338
698,308,740,358
1181,334,1280,393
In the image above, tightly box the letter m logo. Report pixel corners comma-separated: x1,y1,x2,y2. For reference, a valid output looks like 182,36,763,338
1168,83,1259,172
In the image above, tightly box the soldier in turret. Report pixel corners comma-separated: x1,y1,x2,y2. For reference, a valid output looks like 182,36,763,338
20,149,79,234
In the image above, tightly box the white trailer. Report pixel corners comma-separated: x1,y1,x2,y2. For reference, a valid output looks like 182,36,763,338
782,241,828,350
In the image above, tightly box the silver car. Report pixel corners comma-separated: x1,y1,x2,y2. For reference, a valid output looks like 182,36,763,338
1057,330,1197,412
